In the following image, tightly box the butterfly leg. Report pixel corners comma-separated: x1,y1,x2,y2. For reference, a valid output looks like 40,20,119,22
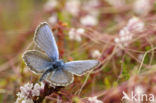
39,66,54,81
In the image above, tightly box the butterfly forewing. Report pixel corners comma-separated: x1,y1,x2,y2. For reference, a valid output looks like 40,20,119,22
34,22,59,61
47,69,74,86
64,60,99,76
23,50,52,73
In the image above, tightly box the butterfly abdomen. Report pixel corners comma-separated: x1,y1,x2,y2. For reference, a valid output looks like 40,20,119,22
39,67,54,81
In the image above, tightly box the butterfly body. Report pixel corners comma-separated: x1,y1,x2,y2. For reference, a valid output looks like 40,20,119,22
52,60,64,69
23,22,99,86
39,60,64,81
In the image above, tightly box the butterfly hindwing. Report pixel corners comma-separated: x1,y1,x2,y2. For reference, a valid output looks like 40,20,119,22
34,22,59,61
64,60,99,76
47,69,74,86
23,50,52,73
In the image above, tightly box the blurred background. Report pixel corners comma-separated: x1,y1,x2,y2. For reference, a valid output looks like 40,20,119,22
0,0,156,103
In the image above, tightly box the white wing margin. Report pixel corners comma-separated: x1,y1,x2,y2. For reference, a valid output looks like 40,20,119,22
34,22,59,61
64,60,99,76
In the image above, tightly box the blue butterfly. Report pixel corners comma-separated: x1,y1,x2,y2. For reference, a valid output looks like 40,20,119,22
23,22,99,86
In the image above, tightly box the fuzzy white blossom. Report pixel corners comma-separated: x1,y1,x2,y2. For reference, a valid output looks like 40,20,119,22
85,0,99,8
80,15,98,26
127,17,144,33
135,85,145,95
65,0,80,16
77,28,85,35
83,0,100,16
19,83,33,98
16,83,33,103
88,96,103,103
48,14,57,25
21,99,33,103
106,0,125,8
44,0,58,11
114,27,133,48
16,82,45,103
68,28,85,42
114,17,144,48
32,82,45,96
91,50,101,58
133,0,154,16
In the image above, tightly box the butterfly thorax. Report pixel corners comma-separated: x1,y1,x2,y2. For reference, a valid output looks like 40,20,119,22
52,60,64,70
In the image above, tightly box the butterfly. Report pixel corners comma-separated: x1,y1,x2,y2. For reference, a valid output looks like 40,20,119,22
23,22,99,86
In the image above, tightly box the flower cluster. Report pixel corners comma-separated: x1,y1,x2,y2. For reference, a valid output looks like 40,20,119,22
114,17,144,48
44,0,100,27
133,0,154,16
80,0,99,27
135,85,145,95
80,15,98,26
83,0,100,17
68,28,85,42
91,50,101,58
44,0,58,11
65,0,80,16
48,14,58,25
88,96,103,103
106,0,125,9
16,82,45,103
127,17,144,33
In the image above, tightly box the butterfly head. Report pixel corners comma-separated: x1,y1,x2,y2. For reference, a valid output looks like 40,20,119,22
52,60,64,70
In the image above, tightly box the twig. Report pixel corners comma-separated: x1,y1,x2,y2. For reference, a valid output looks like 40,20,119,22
138,46,156,73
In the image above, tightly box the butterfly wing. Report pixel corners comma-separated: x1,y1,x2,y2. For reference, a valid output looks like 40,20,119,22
47,69,74,86
23,50,52,73
34,22,59,61
64,60,99,76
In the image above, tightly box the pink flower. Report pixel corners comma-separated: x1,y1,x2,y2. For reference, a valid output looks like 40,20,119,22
133,0,154,16
135,85,145,95
16,82,45,103
91,50,101,58
80,15,98,26
32,82,45,96
127,17,144,33
65,0,80,16
48,14,57,25
106,0,125,8
83,0,100,16
44,0,58,11
114,17,144,48
68,28,85,42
